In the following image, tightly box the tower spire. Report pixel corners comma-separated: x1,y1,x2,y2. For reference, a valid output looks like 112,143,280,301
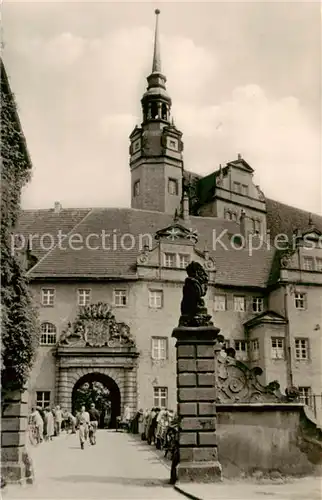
152,9,161,73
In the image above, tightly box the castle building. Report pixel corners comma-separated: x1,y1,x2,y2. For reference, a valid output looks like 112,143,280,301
17,11,322,425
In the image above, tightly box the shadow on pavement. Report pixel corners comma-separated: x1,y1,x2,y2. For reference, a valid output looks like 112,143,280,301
51,476,172,487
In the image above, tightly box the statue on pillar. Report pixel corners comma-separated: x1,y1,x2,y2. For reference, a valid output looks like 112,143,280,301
178,261,213,327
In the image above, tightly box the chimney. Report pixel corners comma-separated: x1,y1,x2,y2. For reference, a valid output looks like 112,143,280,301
237,153,242,160
54,201,62,213
182,193,189,221
240,209,246,237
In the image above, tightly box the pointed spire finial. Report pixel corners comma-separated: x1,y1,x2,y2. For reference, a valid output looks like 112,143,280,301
152,9,161,73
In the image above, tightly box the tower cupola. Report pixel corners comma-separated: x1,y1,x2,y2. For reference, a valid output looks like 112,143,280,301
141,9,171,123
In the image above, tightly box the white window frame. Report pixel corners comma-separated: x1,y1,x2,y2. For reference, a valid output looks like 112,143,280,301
77,288,91,306
271,337,284,359
153,387,168,408
298,386,312,407
164,252,176,268
233,182,241,193
303,256,314,271
36,391,51,409
295,338,309,360
178,254,190,269
234,296,246,312
316,258,322,271
149,290,163,309
234,340,248,361
113,289,128,307
250,339,260,361
294,293,306,310
241,184,249,196
40,322,57,345
168,178,178,195
214,295,226,311
41,288,55,307
152,337,167,360
252,297,263,313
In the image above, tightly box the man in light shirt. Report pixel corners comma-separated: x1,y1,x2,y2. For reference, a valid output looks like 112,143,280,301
54,405,63,436
76,405,90,449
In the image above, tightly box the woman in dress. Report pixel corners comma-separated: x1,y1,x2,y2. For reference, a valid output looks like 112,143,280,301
44,407,54,441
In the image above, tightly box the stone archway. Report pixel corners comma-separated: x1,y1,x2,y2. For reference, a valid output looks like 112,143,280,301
72,372,121,428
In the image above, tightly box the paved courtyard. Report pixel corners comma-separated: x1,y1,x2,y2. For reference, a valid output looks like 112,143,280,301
3,430,321,500
3,430,181,500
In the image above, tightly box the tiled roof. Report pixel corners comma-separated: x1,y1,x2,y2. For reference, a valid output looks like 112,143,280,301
21,207,273,288
265,198,322,239
18,198,321,288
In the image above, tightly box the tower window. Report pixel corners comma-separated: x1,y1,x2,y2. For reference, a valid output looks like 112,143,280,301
161,103,168,120
168,178,178,195
151,102,159,119
133,180,140,197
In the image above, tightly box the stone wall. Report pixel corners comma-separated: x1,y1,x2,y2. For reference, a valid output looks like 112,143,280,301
1,390,33,484
216,403,322,477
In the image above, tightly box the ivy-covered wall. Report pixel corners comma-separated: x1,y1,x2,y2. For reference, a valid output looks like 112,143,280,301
1,58,39,401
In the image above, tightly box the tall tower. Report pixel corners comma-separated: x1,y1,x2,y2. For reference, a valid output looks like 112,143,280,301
129,9,184,214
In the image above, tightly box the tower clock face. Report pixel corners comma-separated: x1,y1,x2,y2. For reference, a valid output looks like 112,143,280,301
167,137,178,151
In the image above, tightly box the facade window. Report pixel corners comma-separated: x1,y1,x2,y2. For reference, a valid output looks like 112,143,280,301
294,293,306,310
234,340,248,361
234,296,246,312
214,295,226,311
113,289,128,307
178,254,190,269
271,337,284,359
77,289,91,306
168,139,178,150
149,290,163,309
303,256,314,271
316,258,322,271
241,184,249,196
252,219,261,234
250,339,260,361
133,180,140,197
298,387,312,407
252,297,263,313
36,391,51,409
295,338,309,360
133,139,141,152
233,182,241,193
40,322,57,345
168,178,178,195
164,253,176,268
41,288,55,307
153,387,168,408
231,211,238,222
152,337,167,360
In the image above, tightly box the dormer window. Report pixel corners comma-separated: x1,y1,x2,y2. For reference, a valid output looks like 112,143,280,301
168,178,178,195
303,256,314,271
241,184,249,196
133,180,140,197
233,182,241,193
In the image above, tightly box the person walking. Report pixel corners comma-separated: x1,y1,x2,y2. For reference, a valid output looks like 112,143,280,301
76,405,90,449
30,407,44,443
54,405,63,437
44,407,54,441
88,403,100,445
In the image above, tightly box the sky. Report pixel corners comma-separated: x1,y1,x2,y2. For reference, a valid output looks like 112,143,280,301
3,1,322,214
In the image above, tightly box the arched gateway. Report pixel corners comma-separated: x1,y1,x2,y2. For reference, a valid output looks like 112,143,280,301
54,303,138,427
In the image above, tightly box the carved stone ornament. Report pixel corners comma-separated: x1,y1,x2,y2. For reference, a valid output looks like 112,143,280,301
178,261,213,327
155,223,198,243
204,258,216,271
216,352,284,404
137,247,150,265
58,303,135,348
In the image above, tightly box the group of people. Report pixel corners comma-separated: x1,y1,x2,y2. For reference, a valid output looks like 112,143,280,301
138,407,177,455
28,403,101,449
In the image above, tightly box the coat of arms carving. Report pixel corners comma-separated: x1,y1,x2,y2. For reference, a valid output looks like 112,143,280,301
59,303,135,348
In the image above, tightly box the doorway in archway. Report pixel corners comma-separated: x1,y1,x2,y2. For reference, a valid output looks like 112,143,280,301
72,372,121,428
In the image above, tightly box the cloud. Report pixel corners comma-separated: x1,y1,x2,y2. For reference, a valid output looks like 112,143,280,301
6,22,320,214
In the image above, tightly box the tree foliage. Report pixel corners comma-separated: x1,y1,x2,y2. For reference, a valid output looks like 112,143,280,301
1,60,39,401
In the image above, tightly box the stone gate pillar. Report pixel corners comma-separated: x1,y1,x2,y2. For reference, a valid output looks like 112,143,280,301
172,325,222,482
